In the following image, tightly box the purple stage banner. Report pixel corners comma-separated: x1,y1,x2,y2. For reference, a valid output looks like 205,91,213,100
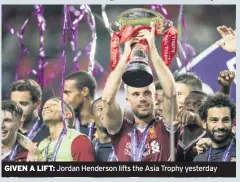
179,43,236,103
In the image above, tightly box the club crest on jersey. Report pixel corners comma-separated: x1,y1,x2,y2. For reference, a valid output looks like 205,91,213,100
150,141,160,153
149,126,157,139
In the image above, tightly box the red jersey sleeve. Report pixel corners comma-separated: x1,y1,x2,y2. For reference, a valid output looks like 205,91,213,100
71,135,95,161
15,148,28,162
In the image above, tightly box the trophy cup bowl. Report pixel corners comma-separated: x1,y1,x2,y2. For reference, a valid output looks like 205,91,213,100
122,48,153,87
122,61,153,88
110,8,168,87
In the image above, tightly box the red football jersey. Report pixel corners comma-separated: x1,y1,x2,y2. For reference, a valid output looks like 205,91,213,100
71,135,95,161
110,118,178,161
2,146,28,162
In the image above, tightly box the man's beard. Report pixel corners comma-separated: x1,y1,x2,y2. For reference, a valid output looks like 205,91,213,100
22,105,37,124
74,103,83,121
22,113,35,127
207,125,232,144
74,102,83,113
132,108,153,119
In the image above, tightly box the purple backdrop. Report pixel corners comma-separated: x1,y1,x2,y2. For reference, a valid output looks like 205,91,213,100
180,44,236,103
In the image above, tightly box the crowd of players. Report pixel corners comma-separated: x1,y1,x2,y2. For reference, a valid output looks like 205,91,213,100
1,24,236,162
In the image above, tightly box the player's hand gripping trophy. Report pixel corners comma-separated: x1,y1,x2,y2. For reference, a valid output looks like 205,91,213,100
109,8,178,87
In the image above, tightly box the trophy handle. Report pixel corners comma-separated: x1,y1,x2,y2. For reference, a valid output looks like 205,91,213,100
161,20,173,35
109,20,121,32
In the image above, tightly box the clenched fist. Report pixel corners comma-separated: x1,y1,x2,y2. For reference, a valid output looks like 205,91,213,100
196,138,211,154
177,109,203,127
218,70,235,87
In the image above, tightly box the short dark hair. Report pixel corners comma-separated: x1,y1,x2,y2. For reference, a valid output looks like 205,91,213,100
10,79,42,103
199,93,236,121
65,71,97,99
91,97,102,115
154,81,162,91
2,100,23,120
189,90,208,97
174,72,202,91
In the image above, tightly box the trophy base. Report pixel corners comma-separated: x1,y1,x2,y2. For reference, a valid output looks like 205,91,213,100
122,61,153,88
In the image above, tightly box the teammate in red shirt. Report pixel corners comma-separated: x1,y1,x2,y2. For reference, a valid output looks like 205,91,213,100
102,22,179,161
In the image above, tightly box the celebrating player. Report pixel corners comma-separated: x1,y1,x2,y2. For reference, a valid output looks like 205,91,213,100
10,79,49,144
64,71,96,140
102,22,179,161
91,98,116,161
194,93,236,162
38,97,94,161
2,100,28,161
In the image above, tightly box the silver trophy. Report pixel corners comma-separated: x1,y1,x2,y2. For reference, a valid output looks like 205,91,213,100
110,8,168,87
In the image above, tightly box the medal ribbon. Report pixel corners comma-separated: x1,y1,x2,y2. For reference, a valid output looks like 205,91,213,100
75,118,81,132
94,140,116,162
8,117,44,161
45,127,67,161
207,136,235,162
8,144,19,161
88,122,95,141
27,117,44,140
130,120,155,161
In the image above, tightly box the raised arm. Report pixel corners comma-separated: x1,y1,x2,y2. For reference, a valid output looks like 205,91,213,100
102,38,138,134
217,25,236,54
17,132,41,161
138,22,178,124
218,70,235,96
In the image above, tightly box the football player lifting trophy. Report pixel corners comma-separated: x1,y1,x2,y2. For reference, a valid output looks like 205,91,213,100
110,8,178,87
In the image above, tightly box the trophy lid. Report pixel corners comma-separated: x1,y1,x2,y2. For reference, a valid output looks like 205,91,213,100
110,8,167,33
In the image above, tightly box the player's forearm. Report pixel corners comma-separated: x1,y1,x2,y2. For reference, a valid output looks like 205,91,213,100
102,54,128,133
102,54,129,104
17,132,33,150
149,46,176,99
220,86,231,96
17,132,40,157
162,96,179,125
